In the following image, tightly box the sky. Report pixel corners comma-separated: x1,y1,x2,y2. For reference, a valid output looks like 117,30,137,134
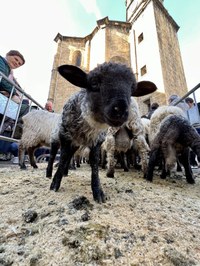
1,0,200,106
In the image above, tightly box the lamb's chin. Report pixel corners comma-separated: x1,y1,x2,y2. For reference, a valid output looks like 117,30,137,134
106,118,125,127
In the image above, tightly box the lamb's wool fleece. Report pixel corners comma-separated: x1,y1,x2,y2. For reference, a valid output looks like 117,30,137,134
49,62,157,202
104,97,149,175
18,110,61,168
20,110,61,148
146,115,200,183
149,105,185,145
141,117,150,143
101,125,133,174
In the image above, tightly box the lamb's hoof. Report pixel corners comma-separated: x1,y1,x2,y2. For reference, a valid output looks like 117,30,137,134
20,165,27,170
69,165,76,170
144,174,153,182
134,164,142,170
187,178,195,184
146,179,153,182
46,170,52,179
50,182,60,192
106,172,114,178
124,168,129,172
93,189,106,203
32,164,38,169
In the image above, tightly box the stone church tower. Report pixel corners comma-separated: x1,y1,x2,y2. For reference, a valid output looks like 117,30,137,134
48,0,188,114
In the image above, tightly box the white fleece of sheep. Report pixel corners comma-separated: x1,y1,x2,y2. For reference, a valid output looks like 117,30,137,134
103,97,150,174
149,105,185,145
20,110,61,148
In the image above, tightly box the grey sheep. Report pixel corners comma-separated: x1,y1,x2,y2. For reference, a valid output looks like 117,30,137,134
145,115,200,184
48,62,157,203
148,105,185,145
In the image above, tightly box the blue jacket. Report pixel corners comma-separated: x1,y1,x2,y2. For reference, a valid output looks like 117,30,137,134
0,56,17,95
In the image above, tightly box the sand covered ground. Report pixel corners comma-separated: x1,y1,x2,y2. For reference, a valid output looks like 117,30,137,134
0,162,200,266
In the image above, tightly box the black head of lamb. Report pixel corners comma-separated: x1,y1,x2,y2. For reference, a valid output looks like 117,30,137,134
58,62,157,127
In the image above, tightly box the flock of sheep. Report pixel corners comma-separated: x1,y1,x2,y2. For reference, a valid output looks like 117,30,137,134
17,62,200,203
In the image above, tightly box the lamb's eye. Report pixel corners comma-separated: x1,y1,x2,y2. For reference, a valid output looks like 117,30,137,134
91,80,100,91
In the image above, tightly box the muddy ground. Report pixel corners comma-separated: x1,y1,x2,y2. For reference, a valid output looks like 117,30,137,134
0,162,200,266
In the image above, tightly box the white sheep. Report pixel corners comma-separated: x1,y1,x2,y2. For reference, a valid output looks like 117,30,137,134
101,125,134,176
18,110,61,169
102,97,149,178
149,105,185,145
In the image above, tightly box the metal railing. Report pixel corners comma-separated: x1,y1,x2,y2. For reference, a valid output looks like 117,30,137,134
0,71,44,144
174,83,200,106
173,83,200,124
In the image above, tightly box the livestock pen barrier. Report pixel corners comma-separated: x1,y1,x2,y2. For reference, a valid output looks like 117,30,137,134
0,71,45,163
0,71,44,144
173,83,200,126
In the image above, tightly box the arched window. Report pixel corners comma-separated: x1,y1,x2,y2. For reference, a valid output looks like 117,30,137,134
72,50,82,66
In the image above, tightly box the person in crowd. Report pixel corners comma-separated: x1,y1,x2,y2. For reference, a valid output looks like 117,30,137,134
185,97,200,168
146,102,159,119
44,100,54,112
168,94,189,112
0,98,30,162
8,142,19,164
0,50,25,103
168,94,189,119
185,97,200,133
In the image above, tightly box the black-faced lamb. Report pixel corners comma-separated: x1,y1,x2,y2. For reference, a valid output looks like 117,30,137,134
48,62,157,203
18,110,61,169
145,115,200,184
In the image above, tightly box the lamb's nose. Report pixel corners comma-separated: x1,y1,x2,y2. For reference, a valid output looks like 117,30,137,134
113,105,129,118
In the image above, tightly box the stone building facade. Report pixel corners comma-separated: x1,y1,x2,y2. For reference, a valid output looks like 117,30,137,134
48,0,188,114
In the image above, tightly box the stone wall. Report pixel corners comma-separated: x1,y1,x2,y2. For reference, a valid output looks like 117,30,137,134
153,0,188,102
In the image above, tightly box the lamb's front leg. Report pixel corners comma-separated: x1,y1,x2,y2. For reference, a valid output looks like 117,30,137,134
50,140,77,191
144,148,159,181
18,143,27,170
46,141,60,178
179,148,195,184
90,143,106,203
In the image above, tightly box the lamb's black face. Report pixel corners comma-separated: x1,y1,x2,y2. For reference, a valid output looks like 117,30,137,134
87,77,133,127
87,63,135,127
103,97,130,126
58,62,157,127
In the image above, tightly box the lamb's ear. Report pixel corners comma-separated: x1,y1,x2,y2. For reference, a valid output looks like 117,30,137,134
58,65,88,88
132,81,157,97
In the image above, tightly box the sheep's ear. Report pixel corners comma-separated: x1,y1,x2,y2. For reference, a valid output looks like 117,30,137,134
58,65,88,88
132,81,157,97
